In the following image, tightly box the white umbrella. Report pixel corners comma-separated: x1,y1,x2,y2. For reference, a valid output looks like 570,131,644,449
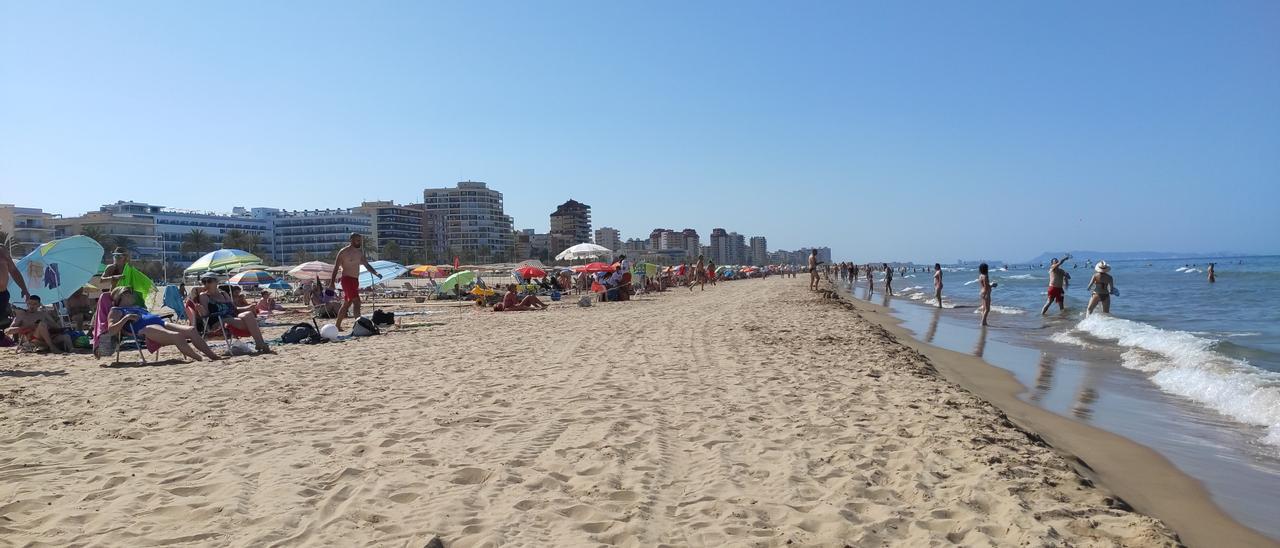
555,243,612,261
287,261,334,279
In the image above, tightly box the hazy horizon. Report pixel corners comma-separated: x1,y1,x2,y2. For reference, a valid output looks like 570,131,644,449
3,1,1277,263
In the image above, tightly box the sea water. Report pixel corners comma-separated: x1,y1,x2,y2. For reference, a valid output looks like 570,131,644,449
843,256,1280,539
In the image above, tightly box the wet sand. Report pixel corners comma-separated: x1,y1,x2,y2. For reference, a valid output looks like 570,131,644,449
834,279,1277,547
1,278,1186,546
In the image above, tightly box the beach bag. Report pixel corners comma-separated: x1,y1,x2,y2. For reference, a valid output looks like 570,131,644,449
550,290,561,301
352,316,380,337
281,322,319,344
371,309,395,326
577,296,593,307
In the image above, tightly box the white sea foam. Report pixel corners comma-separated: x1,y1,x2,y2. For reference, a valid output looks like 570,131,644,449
1003,274,1036,280
973,305,1024,315
922,298,956,309
1075,314,1280,447
1176,267,1189,272
963,277,981,286
1050,331,1093,348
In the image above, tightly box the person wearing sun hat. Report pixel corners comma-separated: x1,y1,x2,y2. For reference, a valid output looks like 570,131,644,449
99,247,129,288
1087,260,1116,315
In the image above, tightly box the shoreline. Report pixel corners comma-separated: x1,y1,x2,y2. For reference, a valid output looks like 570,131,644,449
827,279,1277,547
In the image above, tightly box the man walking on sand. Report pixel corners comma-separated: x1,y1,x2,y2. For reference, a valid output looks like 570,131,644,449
1040,254,1072,315
330,233,380,331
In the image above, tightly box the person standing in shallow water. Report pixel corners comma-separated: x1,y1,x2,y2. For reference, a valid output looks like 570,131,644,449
1208,263,1216,283
978,263,996,327
1040,254,1071,315
1087,261,1115,315
883,263,894,295
933,263,943,308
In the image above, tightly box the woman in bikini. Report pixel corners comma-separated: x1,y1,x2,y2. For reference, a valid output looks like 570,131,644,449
1087,261,1115,315
105,286,221,361
196,276,272,352
978,263,996,326
933,263,943,308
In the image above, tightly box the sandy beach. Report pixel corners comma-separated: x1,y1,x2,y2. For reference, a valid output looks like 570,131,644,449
2,278,1185,546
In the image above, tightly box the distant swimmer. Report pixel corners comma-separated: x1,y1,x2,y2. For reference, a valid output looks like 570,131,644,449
978,263,996,326
1208,263,1216,283
933,263,943,308
883,263,894,295
1041,254,1072,315
1087,261,1116,315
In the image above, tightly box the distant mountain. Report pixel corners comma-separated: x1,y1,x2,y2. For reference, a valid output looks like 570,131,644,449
1023,250,1239,264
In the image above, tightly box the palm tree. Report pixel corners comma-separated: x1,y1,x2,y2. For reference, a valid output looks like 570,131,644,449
241,233,265,258
109,235,137,256
181,229,214,257
78,226,111,257
222,229,247,250
0,230,16,257
381,240,401,262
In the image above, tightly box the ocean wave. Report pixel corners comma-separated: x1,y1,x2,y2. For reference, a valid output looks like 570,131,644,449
1074,314,1280,447
922,298,956,309
1002,274,1037,280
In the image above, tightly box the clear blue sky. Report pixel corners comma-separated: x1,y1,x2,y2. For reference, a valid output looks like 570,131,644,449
2,1,1277,262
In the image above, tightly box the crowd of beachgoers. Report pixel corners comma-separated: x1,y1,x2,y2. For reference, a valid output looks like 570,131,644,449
1,233,802,365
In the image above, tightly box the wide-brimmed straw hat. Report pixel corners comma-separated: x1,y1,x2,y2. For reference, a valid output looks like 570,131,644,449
1095,261,1110,273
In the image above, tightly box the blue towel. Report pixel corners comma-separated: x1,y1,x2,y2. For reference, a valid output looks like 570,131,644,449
162,285,186,321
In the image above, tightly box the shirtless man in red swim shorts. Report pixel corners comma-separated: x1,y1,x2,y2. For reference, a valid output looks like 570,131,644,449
1040,254,1071,315
330,233,380,331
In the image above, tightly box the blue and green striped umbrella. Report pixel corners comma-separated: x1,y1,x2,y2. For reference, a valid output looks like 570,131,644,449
184,249,262,275
226,270,276,286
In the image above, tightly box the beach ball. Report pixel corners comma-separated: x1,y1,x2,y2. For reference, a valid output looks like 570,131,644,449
319,323,340,341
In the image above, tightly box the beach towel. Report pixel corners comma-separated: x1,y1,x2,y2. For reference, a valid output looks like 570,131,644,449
90,292,113,349
162,284,186,321
119,265,153,306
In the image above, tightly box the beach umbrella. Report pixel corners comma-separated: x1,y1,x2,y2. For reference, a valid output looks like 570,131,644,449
575,262,613,274
555,243,612,261
226,270,276,286
267,279,292,290
514,265,547,279
412,264,453,277
185,249,262,275
358,260,407,289
287,261,334,278
6,235,105,306
438,270,476,292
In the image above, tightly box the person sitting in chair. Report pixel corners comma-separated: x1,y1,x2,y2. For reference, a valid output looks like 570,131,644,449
309,279,340,318
196,276,272,353
5,295,73,353
493,284,548,311
105,287,221,361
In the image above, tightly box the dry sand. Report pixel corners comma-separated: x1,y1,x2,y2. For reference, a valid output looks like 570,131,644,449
1,278,1181,546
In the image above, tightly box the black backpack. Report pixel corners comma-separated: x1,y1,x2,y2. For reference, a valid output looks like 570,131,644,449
371,309,395,326
281,322,321,344
352,316,380,337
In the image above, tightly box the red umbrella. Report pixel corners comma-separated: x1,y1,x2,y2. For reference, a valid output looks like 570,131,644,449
514,265,547,279
580,262,614,274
